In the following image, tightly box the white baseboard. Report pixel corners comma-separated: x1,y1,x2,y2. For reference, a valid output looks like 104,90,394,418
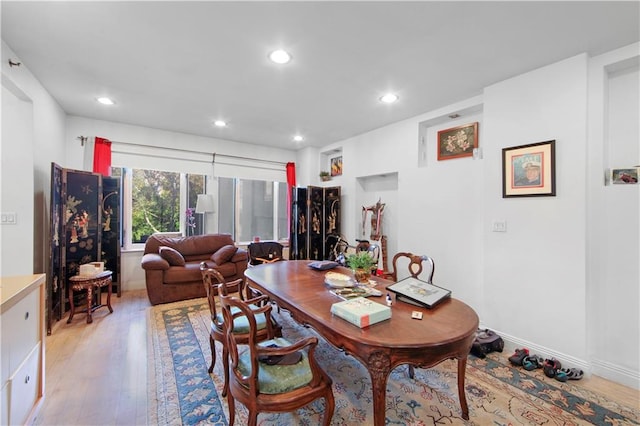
591,358,640,390
480,326,590,374
481,325,640,390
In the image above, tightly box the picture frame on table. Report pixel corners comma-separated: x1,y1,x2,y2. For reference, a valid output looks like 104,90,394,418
331,156,343,176
387,277,451,309
502,140,556,198
437,122,478,161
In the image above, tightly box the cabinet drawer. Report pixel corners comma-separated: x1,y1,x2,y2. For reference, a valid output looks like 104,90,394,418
8,343,40,426
2,289,39,380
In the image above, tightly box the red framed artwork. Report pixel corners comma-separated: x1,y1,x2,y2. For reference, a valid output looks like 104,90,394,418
437,122,478,161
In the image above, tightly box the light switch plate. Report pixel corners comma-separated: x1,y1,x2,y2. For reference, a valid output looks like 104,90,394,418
1,212,17,224
492,220,506,232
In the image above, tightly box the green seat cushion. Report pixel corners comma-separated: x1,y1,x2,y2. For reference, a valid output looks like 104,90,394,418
237,337,312,394
215,304,267,334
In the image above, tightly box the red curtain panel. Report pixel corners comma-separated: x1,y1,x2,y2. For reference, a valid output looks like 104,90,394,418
286,162,296,241
93,137,112,176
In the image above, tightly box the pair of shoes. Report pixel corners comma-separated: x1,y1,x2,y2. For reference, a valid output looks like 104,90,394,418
543,358,562,378
556,367,584,381
522,354,544,371
508,348,529,366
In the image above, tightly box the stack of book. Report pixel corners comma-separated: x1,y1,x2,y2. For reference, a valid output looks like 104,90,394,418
331,297,391,328
387,277,451,308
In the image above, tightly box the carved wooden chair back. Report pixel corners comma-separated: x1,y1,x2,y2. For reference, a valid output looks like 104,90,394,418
247,241,284,266
199,262,281,397
219,288,335,426
389,252,435,283
388,252,435,379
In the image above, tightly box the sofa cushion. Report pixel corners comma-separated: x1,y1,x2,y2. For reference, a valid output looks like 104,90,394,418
212,244,238,265
163,262,202,284
200,261,237,278
159,246,186,266
144,233,235,256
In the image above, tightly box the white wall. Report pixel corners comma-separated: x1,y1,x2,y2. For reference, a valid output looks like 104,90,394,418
483,54,589,362
587,43,640,388
1,85,33,276
1,40,67,278
319,49,639,388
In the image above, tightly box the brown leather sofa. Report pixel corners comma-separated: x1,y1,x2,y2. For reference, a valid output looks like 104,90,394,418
141,233,248,305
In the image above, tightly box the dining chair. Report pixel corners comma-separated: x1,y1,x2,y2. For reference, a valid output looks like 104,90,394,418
388,252,435,283
388,252,435,378
199,262,282,397
247,241,284,266
218,286,335,426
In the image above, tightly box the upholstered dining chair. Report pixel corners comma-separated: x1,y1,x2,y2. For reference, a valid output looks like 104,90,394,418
199,262,282,397
218,287,335,426
388,252,435,283
247,241,284,266
388,252,435,378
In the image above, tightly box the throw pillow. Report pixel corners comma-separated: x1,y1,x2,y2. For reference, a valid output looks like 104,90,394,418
212,244,238,264
159,246,186,266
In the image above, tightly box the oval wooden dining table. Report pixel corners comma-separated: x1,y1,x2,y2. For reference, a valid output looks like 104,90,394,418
244,260,479,426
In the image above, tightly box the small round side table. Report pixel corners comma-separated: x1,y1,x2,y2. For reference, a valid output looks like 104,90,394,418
67,270,113,324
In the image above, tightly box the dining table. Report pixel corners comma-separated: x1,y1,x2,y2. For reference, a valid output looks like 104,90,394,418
244,260,479,426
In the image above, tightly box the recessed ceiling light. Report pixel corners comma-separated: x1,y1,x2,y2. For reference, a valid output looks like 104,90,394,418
96,97,115,105
213,120,227,128
269,49,292,64
379,93,399,104
293,135,304,142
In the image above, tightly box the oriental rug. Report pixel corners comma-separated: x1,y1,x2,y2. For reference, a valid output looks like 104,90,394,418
148,298,639,425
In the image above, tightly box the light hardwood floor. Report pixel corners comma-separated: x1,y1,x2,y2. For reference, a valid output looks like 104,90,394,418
34,290,151,425
34,289,639,425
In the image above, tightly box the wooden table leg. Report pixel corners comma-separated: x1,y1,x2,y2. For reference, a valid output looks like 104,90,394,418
368,352,391,426
66,286,75,323
106,279,113,313
86,285,94,324
457,356,470,420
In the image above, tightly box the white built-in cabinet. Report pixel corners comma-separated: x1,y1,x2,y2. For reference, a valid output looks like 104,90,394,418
0,274,46,425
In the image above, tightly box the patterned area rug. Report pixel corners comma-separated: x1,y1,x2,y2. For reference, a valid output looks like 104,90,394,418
148,298,640,425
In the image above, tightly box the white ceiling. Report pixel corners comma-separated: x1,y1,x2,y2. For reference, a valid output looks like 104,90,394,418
2,1,639,150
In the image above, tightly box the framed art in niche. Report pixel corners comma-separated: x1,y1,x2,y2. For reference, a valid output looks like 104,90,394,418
437,122,478,161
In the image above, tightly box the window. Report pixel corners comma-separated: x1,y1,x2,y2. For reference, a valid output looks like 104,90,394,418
116,167,207,248
218,177,288,243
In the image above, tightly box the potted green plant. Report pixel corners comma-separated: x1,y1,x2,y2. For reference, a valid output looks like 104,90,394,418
346,251,376,283
319,171,331,182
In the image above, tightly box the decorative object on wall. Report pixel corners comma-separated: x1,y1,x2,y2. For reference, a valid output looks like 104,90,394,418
437,122,479,161
331,156,343,176
610,168,639,184
502,140,556,198
289,186,341,260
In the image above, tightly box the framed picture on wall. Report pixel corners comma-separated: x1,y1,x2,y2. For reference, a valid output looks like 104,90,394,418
331,156,343,176
502,140,556,197
610,168,639,184
437,122,478,161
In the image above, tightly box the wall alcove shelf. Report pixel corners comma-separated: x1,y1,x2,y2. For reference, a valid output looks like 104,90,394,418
418,102,484,168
